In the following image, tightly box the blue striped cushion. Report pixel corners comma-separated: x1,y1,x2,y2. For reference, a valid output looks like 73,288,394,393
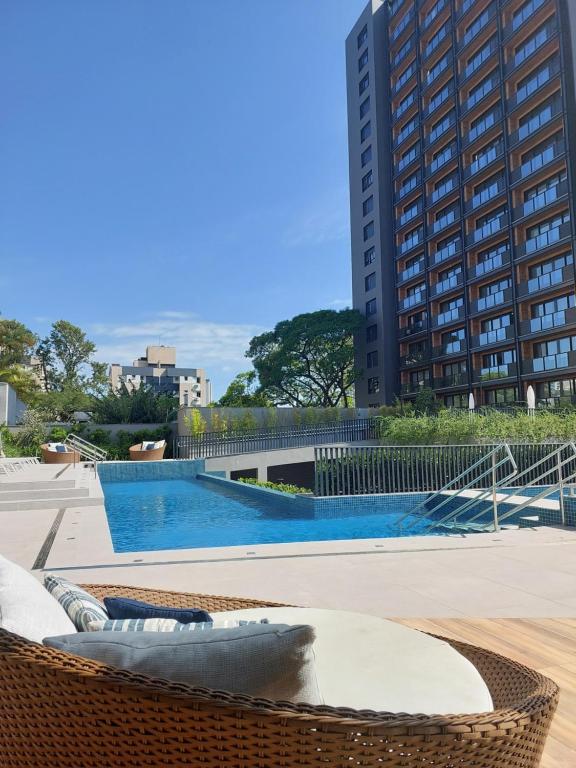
44,575,108,631
87,618,268,632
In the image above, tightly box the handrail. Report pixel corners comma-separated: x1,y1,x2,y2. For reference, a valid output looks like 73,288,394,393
396,443,516,528
65,434,108,462
413,444,518,532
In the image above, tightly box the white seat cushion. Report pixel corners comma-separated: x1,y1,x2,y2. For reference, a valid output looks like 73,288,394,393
0,556,76,643
212,607,493,714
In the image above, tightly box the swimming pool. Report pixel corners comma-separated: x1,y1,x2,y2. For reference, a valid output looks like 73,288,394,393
102,476,439,552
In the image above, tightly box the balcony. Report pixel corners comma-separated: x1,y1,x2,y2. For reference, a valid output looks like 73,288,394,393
456,0,475,21
427,176,457,206
509,99,563,147
430,238,462,266
523,350,576,375
399,319,428,338
466,212,508,246
460,37,498,85
425,113,456,149
465,178,506,214
401,380,430,394
519,307,576,336
397,175,421,201
502,0,547,39
432,339,467,358
461,73,500,116
457,3,497,53
399,290,426,311
463,140,504,181
422,22,450,63
508,57,560,112
516,221,572,259
470,287,512,315
462,107,502,149
473,362,518,382
394,120,419,149
513,180,568,222
427,145,456,178
430,271,464,297
504,18,558,77
390,7,414,43
468,249,511,280
392,90,418,124
422,0,448,31
434,372,469,388
510,138,565,185
423,81,454,119
470,324,515,350
397,258,425,284
517,263,574,298
397,203,423,229
432,304,465,328
398,232,424,256
431,208,459,235
399,348,430,367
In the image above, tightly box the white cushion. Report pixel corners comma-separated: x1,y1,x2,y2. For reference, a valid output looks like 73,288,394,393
0,556,76,643
141,441,156,450
153,440,165,449
212,607,493,715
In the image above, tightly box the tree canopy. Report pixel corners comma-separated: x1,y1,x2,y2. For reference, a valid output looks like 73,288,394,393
215,371,270,407
246,309,364,407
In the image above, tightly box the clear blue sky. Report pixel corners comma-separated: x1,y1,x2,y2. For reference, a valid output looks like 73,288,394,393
0,0,367,397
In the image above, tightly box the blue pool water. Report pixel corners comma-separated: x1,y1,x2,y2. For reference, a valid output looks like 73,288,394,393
102,477,438,552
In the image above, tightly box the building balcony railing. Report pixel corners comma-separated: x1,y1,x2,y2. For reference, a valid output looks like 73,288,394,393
425,114,456,149
399,348,430,368
470,324,515,350
423,82,455,120
398,234,424,257
422,0,448,31
523,350,576,375
397,204,423,229
517,263,574,298
456,0,475,21
459,37,499,85
512,180,568,222
433,372,469,388
501,0,547,40
470,287,513,315
397,258,426,284
510,138,565,185
457,4,497,53
515,221,572,259
466,213,508,246
461,74,500,116
463,140,504,181
399,291,426,311
427,176,457,206
431,209,459,234
508,99,563,147
401,380,430,394
468,249,511,280
394,121,419,149
426,144,456,177
464,178,506,214
472,362,518,382
519,307,576,337
430,238,462,266
432,340,467,358
431,304,465,328
430,271,464,298
393,61,417,95
397,176,422,201
507,57,560,112
399,319,428,338
392,91,418,124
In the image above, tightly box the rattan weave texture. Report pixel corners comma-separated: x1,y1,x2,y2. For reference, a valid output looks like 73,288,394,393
0,584,559,767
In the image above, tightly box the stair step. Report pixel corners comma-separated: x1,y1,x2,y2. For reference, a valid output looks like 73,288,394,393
0,495,98,512
0,479,76,492
0,487,89,502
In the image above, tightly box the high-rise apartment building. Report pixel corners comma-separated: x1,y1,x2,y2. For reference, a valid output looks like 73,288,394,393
347,0,576,408
109,346,211,406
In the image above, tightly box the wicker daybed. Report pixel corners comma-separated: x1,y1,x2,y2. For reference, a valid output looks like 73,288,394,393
0,584,559,768
129,440,166,461
40,443,81,465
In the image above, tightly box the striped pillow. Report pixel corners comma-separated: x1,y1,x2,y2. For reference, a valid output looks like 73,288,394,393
87,618,269,632
44,575,109,631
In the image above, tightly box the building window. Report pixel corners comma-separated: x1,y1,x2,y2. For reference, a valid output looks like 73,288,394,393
366,298,377,316
358,49,369,72
361,145,372,167
362,170,373,191
485,387,518,405
367,350,379,368
514,20,553,67
363,220,375,241
531,293,575,319
392,37,413,69
518,97,560,142
366,324,378,342
529,252,573,282
441,327,466,353
394,61,416,92
363,195,374,216
367,376,380,394
424,21,448,59
359,73,370,96
365,272,376,291
444,393,467,408
360,96,370,119
426,53,449,85
360,121,371,142
536,379,576,406
513,0,546,31
465,37,496,79
357,24,368,49
364,246,376,265
463,7,491,47
516,56,558,104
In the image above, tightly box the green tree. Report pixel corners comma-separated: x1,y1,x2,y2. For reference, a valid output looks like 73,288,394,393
39,320,97,389
414,387,440,416
216,371,270,407
0,318,37,368
246,309,364,407
92,383,179,424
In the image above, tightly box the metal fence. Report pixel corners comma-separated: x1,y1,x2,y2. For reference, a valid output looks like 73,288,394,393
175,418,378,459
314,443,573,496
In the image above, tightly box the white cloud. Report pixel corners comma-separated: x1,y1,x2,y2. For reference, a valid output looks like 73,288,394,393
328,298,352,308
91,312,263,370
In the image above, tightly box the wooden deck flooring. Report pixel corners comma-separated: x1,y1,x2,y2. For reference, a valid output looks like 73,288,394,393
397,618,576,768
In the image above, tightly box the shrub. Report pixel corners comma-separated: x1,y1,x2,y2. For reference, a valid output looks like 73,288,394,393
236,477,311,494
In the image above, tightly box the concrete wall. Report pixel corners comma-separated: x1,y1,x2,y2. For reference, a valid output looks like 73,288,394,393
0,383,27,426
177,407,370,435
